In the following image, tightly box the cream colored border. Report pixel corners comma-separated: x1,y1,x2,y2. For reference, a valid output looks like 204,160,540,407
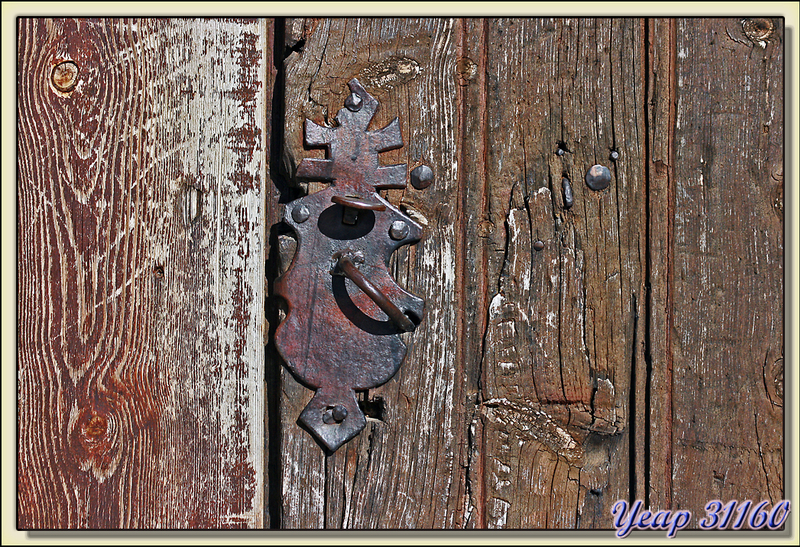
3,2,798,545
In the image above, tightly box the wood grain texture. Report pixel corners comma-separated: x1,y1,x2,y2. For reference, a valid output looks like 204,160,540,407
17,18,271,528
276,16,783,530
279,17,471,529
646,17,677,509
474,18,647,528
277,17,651,529
667,18,784,512
20,16,782,531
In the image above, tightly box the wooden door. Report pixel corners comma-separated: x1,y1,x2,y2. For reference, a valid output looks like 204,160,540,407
17,17,785,530
275,17,784,529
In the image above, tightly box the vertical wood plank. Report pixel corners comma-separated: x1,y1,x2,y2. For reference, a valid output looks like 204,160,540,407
668,18,783,511
17,18,271,528
646,17,677,509
475,18,648,528
279,17,471,529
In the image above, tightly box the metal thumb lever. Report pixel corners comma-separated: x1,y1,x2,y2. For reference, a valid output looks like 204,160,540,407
335,251,416,332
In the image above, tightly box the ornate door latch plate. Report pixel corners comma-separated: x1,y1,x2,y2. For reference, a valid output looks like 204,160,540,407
275,79,428,452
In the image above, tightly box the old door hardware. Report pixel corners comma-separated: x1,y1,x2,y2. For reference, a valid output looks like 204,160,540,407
333,249,417,332
275,79,427,452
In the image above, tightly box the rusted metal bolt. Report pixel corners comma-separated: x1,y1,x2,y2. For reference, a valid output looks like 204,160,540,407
610,150,620,161
292,204,310,223
389,220,409,240
410,165,434,189
345,92,363,112
533,240,545,251
51,60,79,93
585,164,612,191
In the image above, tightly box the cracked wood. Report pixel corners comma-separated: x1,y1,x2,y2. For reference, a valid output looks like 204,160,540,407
473,18,647,528
18,15,783,531
277,17,649,529
275,16,783,530
279,17,469,529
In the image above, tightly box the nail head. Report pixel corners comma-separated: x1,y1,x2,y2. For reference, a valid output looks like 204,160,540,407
533,240,545,251
561,177,574,209
292,204,310,223
410,165,434,189
389,220,409,240
332,405,348,423
585,164,612,191
344,92,363,112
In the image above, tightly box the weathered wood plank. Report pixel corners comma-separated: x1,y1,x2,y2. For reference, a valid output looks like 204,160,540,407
17,18,271,528
279,17,472,529
667,18,783,512
646,17,677,509
475,18,648,528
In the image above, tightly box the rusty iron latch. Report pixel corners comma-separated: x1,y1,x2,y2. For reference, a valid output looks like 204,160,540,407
275,79,428,452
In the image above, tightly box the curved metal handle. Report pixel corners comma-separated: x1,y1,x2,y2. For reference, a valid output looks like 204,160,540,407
332,194,386,211
336,253,416,332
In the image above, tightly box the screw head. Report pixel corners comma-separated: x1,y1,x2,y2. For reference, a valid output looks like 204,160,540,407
410,165,434,189
389,220,409,240
585,164,612,191
292,205,310,223
51,60,78,93
344,92,363,112
610,150,620,161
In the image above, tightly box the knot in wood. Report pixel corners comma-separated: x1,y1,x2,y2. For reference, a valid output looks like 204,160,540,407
742,18,774,43
51,60,78,93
